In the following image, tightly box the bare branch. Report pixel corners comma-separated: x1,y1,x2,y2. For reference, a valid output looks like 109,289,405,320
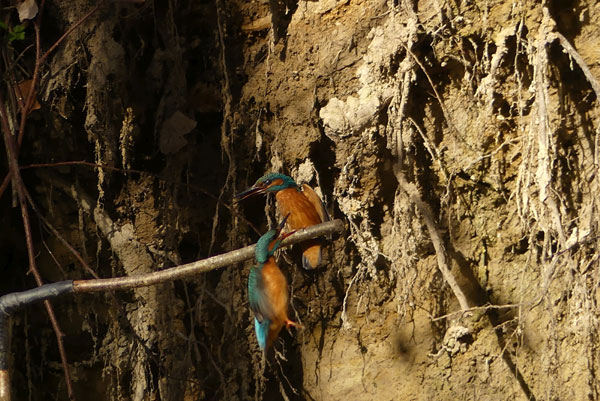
73,219,344,292
0,93,75,400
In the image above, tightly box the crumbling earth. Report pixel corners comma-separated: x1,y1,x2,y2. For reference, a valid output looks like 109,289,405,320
1,0,600,400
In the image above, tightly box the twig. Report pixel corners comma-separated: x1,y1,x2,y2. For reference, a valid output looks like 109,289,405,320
73,219,344,292
0,93,75,400
0,173,9,200
212,0,237,255
400,41,462,141
28,160,261,234
0,2,104,201
430,302,524,322
16,22,41,148
0,204,338,400
0,280,75,401
22,185,100,279
38,2,103,65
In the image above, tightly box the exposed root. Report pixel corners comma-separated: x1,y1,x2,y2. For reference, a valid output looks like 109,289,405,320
552,32,600,101
396,174,470,313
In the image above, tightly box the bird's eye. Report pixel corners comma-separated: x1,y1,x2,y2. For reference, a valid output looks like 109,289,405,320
263,179,272,185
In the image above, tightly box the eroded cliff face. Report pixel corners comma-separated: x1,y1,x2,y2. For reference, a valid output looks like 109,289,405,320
2,0,600,400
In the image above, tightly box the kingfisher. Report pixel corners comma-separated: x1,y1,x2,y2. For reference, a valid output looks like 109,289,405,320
249,215,301,350
236,172,329,270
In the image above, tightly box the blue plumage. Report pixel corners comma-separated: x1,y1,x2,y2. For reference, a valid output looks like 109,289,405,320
255,173,299,192
247,215,300,350
254,318,269,349
235,173,299,200
248,229,281,350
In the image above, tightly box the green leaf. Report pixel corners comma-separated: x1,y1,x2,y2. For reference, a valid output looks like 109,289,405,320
9,31,26,42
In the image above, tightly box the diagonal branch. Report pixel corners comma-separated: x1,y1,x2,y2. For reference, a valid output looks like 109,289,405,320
27,160,261,235
552,32,600,101
395,172,470,312
0,1,105,202
0,93,75,399
0,211,342,401
21,185,100,279
36,170,344,292
72,219,345,292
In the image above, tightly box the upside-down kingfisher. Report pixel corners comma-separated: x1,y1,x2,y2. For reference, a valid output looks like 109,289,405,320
236,173,329,270
249,215,301,350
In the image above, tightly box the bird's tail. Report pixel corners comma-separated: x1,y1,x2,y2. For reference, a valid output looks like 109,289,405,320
254,318,270,350
301,240,322,270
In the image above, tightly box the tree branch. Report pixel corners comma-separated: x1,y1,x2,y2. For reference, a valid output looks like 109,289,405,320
73,219,344,292
0,93,75,400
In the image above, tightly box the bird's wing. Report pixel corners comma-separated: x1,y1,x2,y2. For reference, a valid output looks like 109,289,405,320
254,317,269,349
248,266,274,322
301,184,330,223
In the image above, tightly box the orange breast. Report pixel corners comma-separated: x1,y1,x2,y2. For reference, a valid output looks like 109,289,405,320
260,258,290,324
276,188,322,230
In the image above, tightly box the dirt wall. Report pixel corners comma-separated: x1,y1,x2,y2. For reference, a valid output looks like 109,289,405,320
2,0,600,400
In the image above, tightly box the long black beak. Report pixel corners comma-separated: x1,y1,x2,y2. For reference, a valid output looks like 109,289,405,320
277,213,291,232
278,229,296,242
276,214,295,241
234,186,265,201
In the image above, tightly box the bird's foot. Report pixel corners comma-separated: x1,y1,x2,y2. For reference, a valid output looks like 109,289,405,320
285,320,303,330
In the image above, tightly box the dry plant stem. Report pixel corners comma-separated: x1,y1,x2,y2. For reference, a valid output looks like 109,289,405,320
212,0,237,254
22,1,106,144
21,185,100,279
73,219,344,292
38,2,103,66
0,2,104,201
401,42,459,137
397,174,470,312
27,161,261,234
0,97,74,400
17,22,41,148
0,174,9,200
431,302,525,322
